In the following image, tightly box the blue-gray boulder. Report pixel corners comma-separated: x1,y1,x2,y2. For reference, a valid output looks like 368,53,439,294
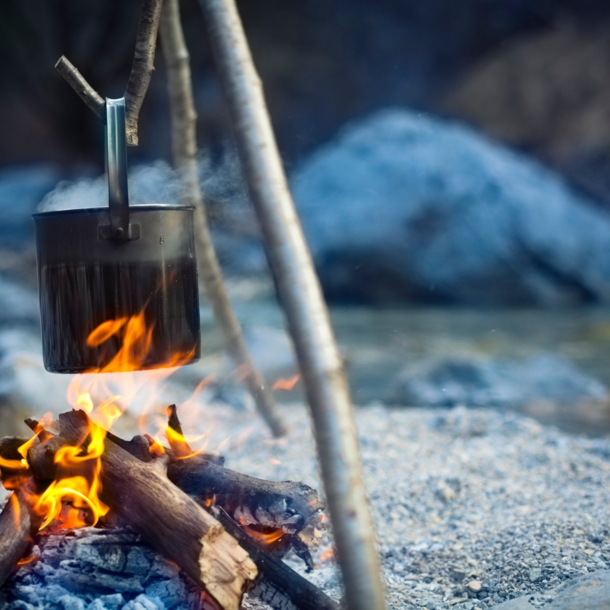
391,354,608,409
292,109,610,305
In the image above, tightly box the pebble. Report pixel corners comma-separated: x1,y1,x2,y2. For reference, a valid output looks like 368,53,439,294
528,568,542,582
467,580,483,592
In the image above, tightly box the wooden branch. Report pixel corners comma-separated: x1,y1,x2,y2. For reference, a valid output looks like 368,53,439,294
159,0,287,437
168,457,324,569
197,1,385,607
213,507,341,610
55,56,105,122
124,0,165,146
50,411,256,610
0,482,43,588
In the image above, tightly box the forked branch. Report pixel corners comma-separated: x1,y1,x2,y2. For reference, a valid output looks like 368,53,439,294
55,0,165,146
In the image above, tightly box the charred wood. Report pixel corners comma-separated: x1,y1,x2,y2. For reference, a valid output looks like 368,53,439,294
213,507,341,610
25,411,257,610
168,457,324,570
0,481,43,588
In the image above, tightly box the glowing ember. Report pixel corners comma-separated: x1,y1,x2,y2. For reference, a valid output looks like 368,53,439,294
237,516,285,546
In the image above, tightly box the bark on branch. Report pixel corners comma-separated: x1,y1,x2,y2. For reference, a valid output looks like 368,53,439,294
196,1,385,607
56,0,164,146
55,56,105,122
124,0,165,145
159,0,287,437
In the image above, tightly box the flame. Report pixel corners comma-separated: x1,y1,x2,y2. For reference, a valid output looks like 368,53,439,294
17,554,37,566
33,415,111,530
86,317,128,347
243,525,285,545
272,375,300,391
7,308,211,535
319,548,334,562
237,516,285,545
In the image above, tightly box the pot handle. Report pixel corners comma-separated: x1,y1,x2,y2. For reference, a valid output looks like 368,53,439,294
101,97,139,241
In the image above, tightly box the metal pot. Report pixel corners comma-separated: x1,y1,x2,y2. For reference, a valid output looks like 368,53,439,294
33,98,200,373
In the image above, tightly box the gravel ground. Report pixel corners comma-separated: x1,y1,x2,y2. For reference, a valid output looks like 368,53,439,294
196,402,610,609
2,402,609,609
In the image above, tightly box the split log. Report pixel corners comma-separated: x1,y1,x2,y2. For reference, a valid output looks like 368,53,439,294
213,507,341,610
0,482,43,588
165,404,322,568
168,456,324,570
27,411,257,610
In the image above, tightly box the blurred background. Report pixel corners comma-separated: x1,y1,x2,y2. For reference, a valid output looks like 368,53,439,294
1,0,610,437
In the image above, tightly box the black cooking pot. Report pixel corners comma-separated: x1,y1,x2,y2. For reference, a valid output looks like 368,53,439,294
34,99,200,373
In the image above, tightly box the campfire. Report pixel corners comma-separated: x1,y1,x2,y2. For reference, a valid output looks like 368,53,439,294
0,315,338,610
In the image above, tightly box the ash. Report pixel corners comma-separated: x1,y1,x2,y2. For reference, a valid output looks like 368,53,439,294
0,527,202,610
197,402,610,609
2,403,610,609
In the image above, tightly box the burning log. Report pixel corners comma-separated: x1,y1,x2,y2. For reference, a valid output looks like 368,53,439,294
0,482,43,588
1,406,335,610
165,404,323,569
168,456,323,570
25,411,257,610
213,507,340,610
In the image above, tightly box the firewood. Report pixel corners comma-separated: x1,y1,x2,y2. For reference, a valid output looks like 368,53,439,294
0,481,43,588
168,457,324,570
213,507,341,610
27,411,257,610
165,404,322,568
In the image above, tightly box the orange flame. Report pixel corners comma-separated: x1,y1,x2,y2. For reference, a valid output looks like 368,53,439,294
33,415,111,530
238,516,285,545
272,375,300,391
7,308,204,534
86,317,128,348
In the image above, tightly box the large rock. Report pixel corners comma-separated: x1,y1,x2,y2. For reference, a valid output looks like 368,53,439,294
492,570,610,609
391,354,608,409
292,109,610,305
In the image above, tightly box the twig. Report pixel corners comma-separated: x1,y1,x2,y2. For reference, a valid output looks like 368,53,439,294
55,56,105,122
197,1,386,608
55,0,164,146
159,0,287,437
124,0,165,146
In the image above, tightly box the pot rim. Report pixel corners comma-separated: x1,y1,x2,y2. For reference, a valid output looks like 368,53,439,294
33,203,195,219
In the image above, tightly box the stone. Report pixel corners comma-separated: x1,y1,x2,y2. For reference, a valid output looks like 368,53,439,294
467,580,482,592
492,570,610,609
529,568,542,583
292,109,610,305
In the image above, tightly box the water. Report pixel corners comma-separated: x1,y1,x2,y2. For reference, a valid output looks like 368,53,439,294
228,300,610,436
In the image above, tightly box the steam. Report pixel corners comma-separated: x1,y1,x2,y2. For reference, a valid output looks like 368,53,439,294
38,150,251,215
38,161,180,212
